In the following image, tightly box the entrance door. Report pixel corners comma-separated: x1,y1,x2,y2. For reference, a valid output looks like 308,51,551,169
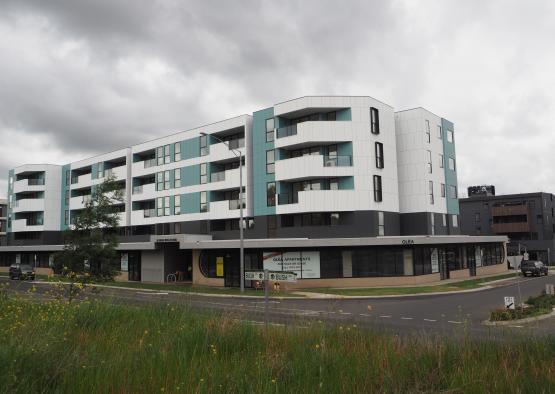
439,249,449,280
128,252,141,282
224,252,240,287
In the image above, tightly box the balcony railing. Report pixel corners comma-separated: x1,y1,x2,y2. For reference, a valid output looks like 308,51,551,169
143,158,157,168
143,209,156,218
71,177,79,184
27,179,45,186
133,185,143,195
323,155,352,167
228,199,246,210
27,218,44,226
276,125,297,139
210,171,226,182
278,193,298,205
82,195,92,204
228,138,245,150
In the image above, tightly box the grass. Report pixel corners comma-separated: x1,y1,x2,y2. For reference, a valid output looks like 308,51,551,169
307,273,519,296
490,293,555,321
1,289,555,393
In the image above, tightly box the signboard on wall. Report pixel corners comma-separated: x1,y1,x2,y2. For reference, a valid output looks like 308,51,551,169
120,253,129,272
216,257,224,277
430,248,439,273
262,251,320,279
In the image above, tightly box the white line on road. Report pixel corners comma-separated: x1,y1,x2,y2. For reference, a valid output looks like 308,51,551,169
379,315,392,318
448,320,463,324
401,317,414,320
423,319,437,322
339,312,352,315
359,313,372,317
509,325,524,328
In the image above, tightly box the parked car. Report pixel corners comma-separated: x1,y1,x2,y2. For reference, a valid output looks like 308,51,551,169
520,260,548,277
9,264,36,280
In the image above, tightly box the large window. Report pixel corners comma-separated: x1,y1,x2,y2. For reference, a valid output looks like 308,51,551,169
441,183,446,198
429,181,434,204
164,196,170,216
373,175,382,202
174,169,181,188
174,195,181,215
267,182,276,206
370,107,380,134
164,171,170,190
156,172,163,191
157,146,164,166
266,150,275,174
266,118,275,142
375,142,384,169
200,135,208,156
200,191,208,212
449,157,456,171
164,145,170,164
174,142,181,162
200,163,207,184
437,125,442,139
439,154,444,168
157,197,163,217
449,185,457,199
447,130,454,143
378,211,385,236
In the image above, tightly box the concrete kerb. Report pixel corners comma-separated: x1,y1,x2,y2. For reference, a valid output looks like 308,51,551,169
482,309,555,326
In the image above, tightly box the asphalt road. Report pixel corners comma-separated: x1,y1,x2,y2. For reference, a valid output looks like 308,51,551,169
3,274,555,339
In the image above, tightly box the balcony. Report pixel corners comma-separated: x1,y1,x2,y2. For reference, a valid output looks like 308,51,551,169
143,158,157,169
209,141,246,162
13,178,46,193
143,209,156,218
12,198,45,213
492,222,531,234
209,167,242,190
276,189,356,215
69,195,92,210
274,121,353,149
209,200,246,219
131,183,156,200
275,155,353,181
492,205,529,217
210,171,226,183
104,166,127,181
12,218,44,232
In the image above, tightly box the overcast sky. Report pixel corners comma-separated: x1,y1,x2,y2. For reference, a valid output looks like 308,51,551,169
1,0,555,198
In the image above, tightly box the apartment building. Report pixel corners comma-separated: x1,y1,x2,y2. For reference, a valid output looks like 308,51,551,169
0,96,507,286
460,191,555,264
0,198,7,246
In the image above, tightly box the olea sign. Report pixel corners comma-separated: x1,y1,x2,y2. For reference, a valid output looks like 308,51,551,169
262,251,320,279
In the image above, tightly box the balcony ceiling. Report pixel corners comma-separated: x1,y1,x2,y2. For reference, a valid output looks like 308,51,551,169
279,107,346,119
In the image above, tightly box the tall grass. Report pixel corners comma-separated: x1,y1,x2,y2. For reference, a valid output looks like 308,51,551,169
1,293,555,393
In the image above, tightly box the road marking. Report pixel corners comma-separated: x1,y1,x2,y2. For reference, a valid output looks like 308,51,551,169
401,317,414,320
339,312,352,315
509,325,524,328
379,315,392,318
448,320,462,324
359,313,372,317
423,319,437,322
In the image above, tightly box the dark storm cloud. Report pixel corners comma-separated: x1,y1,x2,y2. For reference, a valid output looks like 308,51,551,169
1,0,555,197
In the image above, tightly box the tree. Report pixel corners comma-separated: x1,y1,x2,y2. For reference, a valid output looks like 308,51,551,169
54,174,124,281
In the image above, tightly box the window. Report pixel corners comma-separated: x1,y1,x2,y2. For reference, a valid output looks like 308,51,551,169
64,190,69,205
164,145,170,164
157,147,164,165
174,195,181,215
200,135,208,156
378,211,385,236
448,157,456,171
427,150,432,173
267,182,276,206
375,142,384,169
426,125,430,143
437,125,442,139
174,223,181,234
370,107,380,134
431,213,435,235
98,162,104,178
373,175,382,202
442,214,447,227
449,185,457,199
157,197,163,217
174,169,181,188
164,171,170,190
266,118,275,142
200,191,208,212
200,163,207,184
441,183,446,198
64,210,69,226
452,214,458,227
439,154,444,168
326,111,337,121
65,170,70,185
174,142,181,161
447,130,454,143
331,212,340,225
425,119,430,135
266,150,275,174
429,181,434,204
164,196,170,216
156,172,164,191
475,212,481,223
328,178,339,190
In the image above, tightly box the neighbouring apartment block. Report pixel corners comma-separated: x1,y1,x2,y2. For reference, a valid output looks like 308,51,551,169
0,96,507,286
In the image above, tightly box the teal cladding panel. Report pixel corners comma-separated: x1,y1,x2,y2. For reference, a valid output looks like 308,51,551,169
91,163,98,180
60,164,71,231
183,138,200,160
252,107,276,216
182,165,199,187
442,118,459,215
337,142,353,156
336,108,352,121
182,193,200,214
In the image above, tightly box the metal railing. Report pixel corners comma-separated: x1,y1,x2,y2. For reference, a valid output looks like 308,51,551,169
27,218,44,226
143,209,156,218
278,193,298,205
228,199,246,210
27,179,45,186
210,171,226,182
276,124,297,139
71,177,79,184
143,158,157,168
323,155,352,167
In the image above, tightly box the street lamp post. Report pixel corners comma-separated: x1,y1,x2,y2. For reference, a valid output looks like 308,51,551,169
200,132,245,292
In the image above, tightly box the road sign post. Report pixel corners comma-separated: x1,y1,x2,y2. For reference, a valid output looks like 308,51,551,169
264,269,269,328
504,296,515,310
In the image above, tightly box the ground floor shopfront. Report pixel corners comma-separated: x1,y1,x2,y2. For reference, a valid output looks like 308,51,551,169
0,235,508,288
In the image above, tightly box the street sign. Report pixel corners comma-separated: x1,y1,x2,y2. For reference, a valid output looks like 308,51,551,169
245,271,265,281
268,271,297,282
504,296,515,310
